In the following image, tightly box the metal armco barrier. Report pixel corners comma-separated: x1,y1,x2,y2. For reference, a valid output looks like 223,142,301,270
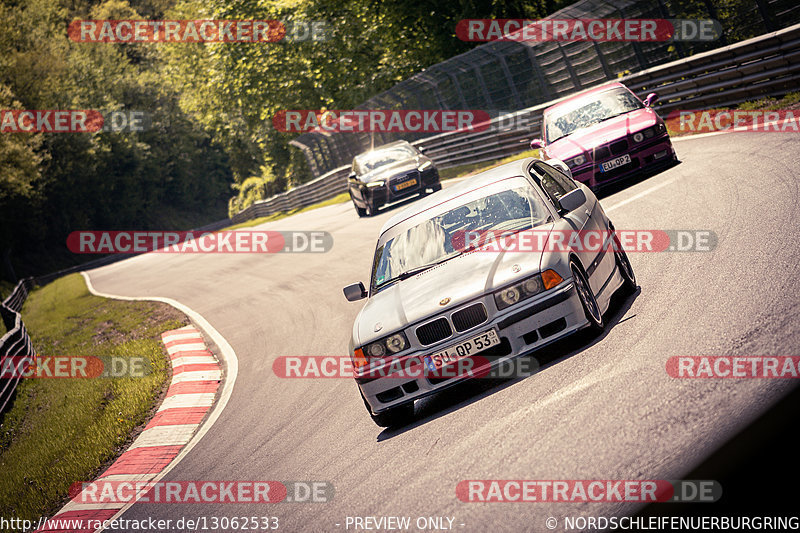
1,278,35,413
230,22,800,224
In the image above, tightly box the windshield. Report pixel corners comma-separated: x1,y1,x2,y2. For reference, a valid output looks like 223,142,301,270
545,87,643,143
355,145,418,174
371,180,550,291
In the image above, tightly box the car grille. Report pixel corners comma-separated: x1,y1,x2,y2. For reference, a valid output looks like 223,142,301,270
452,303,488,332
416,317,452,346
593,139,629,160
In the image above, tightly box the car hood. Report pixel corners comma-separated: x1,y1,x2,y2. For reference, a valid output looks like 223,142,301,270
545,107,660,160
354,224,554,346
361,158,422,183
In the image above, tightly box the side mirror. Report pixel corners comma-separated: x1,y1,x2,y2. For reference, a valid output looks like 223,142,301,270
558,188,586,213
643,93,658,107
530,139,545,150
417,146,426,153
343,282,367,302
348,171,357,180
545,159,573,180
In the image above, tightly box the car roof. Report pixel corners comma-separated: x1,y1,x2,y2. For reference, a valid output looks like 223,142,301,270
380,157,541,233
353,139,414,159
545,81,629,114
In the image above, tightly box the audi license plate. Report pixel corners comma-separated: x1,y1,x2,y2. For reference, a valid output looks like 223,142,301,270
600,154,631,172
424,329,500,371
394,178,417,191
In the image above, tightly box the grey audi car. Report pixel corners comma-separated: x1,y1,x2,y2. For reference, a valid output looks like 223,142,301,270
348,140,441,217
343,157,636,427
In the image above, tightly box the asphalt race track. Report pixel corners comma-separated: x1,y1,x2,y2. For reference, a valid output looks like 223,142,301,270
87,131,800,532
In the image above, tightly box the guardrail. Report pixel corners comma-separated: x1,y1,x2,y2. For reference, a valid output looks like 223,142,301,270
1,278,35,413
230,22,800,224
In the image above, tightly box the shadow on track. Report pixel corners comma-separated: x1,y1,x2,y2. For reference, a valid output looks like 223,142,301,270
593,159,681,201
375,285,641,441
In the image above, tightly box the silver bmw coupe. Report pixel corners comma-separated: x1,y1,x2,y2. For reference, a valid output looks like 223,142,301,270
343,157,636,427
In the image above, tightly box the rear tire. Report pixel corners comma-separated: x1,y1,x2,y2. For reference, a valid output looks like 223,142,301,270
570,260,604,334
361,392,414,427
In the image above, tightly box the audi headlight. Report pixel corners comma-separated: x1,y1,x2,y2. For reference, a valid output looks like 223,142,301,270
366,180,385,188
565,154,586,168
494,274,545,310
633,132,644,143
363,331,410,358
418,161,432,171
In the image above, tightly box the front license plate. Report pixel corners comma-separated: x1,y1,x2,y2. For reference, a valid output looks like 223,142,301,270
600,153,631,172
424,329,501,371
394,178,417,191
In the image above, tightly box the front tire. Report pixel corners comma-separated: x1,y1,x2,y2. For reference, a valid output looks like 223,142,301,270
350,191,368,217
613,234,637,294
571,260,604,334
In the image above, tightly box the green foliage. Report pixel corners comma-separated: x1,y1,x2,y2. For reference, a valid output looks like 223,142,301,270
0,0,232,279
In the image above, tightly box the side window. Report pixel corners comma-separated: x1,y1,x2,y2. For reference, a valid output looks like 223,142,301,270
531,162,578,205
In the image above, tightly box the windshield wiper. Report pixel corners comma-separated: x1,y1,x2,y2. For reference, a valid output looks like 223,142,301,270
375,256,453,289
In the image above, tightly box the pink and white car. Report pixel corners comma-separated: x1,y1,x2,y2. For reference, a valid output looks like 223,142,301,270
531,82,677,189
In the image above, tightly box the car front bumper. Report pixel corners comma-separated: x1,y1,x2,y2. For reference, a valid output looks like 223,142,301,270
366,168,440,208
356,280,587,414
572,134,676,188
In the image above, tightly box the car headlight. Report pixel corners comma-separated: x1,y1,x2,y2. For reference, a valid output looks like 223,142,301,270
494,270,564,311
366,180,385,188
644,123,665,139
418,161,432,171
633,132,644,143
494,274,543,310
363,331,410,358
565,154,586,168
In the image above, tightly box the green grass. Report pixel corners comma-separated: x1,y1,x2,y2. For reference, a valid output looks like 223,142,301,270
0,273,187,521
